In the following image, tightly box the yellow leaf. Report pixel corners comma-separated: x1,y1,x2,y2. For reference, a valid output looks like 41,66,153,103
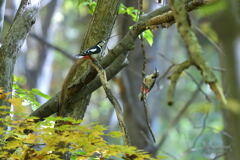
108,131,123,138
0,87,4,93
8,97,23,107
24,133,36,144
0,88,11,100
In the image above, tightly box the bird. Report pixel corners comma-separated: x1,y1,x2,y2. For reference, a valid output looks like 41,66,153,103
75,40,106,59
139,69,159,101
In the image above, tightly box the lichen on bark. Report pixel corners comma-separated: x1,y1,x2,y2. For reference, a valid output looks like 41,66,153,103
168,0,226,105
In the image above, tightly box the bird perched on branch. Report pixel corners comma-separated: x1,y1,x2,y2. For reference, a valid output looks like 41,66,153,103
75,40,106,59
139,69,159,101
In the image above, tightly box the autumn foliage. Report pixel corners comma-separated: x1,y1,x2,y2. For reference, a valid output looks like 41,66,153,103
0,89,160,160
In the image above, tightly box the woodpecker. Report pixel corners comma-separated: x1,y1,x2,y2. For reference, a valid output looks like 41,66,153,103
75,40,106,59
139,69,159,101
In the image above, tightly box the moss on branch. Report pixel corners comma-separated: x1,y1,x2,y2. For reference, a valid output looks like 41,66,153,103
169,0,226,105
167,61,192,105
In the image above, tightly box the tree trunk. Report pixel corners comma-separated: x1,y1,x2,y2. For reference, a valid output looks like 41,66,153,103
117,0,159,153
212,1,240,159
58,0,120,119
0,0,40,105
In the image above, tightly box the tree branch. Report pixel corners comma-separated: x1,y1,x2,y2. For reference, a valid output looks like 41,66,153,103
4,15,75,61
31,54,128,118
155,81,203,152
58,0,121,118
31,0,213,118
0,0,40,104
30,33,75,61
167,61,192,105
1,0,40,58
169,0,226,105
89,59,130,145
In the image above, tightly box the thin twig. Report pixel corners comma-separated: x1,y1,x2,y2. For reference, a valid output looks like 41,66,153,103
30,33,75,61
192,113,208,148
156,81,203,150
89,59,130,145
158,52,212,102
185,71,211,102
138,0,156,143
143,99,156,142
4,15,75,61
193,25,225,56
184,112,209,155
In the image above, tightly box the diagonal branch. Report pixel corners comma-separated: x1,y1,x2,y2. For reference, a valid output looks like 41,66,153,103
4,15,75,61
30,33,75,61
31,54,128,118
89,59,130,145
155,81,203,152
169,0,226,105
31,0,214,118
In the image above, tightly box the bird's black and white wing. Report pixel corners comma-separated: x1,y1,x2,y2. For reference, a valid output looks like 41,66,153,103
75,40,105,58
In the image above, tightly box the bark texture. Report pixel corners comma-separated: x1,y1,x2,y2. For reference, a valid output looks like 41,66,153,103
0,0,40,106
31,0,211,119
58,0,121,119
118,0,157,153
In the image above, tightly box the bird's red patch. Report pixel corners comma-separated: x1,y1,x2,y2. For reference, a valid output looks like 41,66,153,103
83,55,92,60
141,87,149,94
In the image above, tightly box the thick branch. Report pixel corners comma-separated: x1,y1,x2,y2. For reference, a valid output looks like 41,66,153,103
58,0,121,118
31,54,128,118
31,0,213,118
169,0,226,104
1,0,40,58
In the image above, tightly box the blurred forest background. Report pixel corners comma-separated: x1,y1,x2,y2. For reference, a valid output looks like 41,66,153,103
0,0,240,160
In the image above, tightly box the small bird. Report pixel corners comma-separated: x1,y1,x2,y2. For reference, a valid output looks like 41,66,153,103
139,69,159,101
75,40,106,59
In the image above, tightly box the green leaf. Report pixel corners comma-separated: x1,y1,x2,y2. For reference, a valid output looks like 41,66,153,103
118,3,126,14
143,29,154,46
88,1,97,15
13,75,26,84
31,88,51,99
126,7,134,15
